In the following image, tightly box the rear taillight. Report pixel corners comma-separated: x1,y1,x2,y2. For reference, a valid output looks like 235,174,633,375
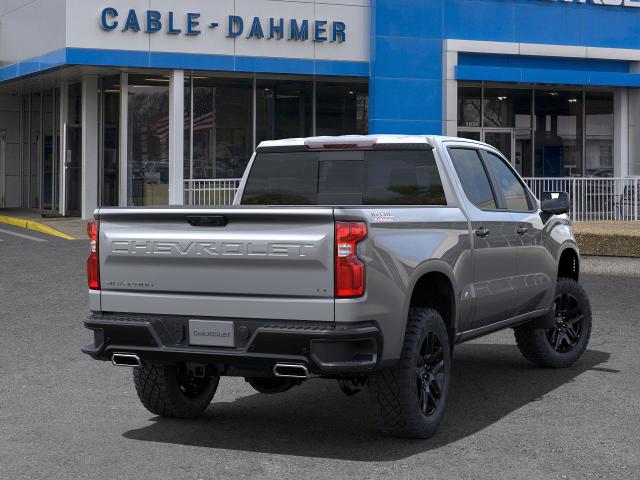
87,220,100,290
335,222,367,298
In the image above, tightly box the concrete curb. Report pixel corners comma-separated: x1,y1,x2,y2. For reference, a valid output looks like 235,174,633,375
574,223,640,258
0,215,76,240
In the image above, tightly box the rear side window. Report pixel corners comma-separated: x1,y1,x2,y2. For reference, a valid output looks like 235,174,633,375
241,150,447,206
448,148,497,210
482,151,531,211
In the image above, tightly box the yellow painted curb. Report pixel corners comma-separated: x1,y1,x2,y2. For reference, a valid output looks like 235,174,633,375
0,215,75,240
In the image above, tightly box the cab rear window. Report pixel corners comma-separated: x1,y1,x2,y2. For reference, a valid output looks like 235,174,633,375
241,150,447,206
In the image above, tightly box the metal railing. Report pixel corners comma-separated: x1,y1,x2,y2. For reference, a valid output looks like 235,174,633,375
184,178,241,206
184,176,640,221
523,177,640,222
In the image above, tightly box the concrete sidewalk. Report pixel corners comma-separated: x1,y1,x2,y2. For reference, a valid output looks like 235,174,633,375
0,208,87,240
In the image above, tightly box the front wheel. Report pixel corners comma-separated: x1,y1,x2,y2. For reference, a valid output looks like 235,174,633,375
514,277,592,368
370,308,451,439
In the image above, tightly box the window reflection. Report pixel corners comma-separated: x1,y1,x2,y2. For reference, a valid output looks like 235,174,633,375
100,76,120,206
534,90,583,177
185,77,253,180
128,75,170,206
458,85,481,128
100,74,370,207
483,87,531,129
256,80,313,143
585,92,614,177
316,81,368,135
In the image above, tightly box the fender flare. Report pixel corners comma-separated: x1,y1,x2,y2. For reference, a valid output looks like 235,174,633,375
399,259,460,342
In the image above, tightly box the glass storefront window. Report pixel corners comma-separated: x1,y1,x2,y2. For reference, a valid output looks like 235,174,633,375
24,93,39,208
316,81,368,136
186,77,253,180
515,130,533,177
457,131,481,141
534,90,583,177
68,83,81,126
457,83,615,178
256,79,313,144
128,75,170,206
458,85,481,128
41,92,53,210
585,92,614,177
100,76,120,206
98,73,369,207
483,87,531,129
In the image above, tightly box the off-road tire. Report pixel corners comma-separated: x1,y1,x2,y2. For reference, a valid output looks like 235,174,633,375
514,277,592,368
133,364,219,418
370,308,451,439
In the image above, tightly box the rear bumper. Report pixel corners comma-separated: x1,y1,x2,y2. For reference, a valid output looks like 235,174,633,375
82,313,382,376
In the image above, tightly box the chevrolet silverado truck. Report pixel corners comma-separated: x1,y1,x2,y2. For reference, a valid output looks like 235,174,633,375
82,135,592,439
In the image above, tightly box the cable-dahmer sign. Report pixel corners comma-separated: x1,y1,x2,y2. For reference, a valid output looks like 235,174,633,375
99,7,347,43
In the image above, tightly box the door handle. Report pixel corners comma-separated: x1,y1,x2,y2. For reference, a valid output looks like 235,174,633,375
186,215,228,227
475,227,490,238
516,226,528,235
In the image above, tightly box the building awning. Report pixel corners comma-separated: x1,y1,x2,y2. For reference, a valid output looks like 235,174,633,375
456,53,640,87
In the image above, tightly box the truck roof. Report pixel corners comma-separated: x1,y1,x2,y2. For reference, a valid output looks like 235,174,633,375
257,134,489,150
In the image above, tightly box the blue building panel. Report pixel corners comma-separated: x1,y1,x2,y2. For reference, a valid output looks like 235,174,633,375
444,0,517,43
5,0,640,138
369,0,445,134
369,0,640,135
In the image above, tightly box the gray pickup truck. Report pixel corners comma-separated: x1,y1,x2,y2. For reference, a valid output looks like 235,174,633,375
82,135,592,439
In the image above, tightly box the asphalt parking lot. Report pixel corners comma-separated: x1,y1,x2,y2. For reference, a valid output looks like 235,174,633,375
1,227,639,480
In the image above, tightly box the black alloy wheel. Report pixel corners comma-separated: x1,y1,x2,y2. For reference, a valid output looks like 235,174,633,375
416,330,445,417
514,277,592,368
370,307,452,439
546,291,584,353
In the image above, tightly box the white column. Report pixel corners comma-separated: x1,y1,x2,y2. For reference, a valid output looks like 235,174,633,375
81,75,99,220
614,88,628,178
442,41,458,137
59,82,69,215
118,72,128,206
169,69,185,205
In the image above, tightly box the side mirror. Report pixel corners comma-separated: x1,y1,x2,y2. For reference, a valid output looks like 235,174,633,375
540,191,571,215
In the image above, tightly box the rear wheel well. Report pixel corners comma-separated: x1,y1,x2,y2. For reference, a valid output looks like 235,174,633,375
409,272,456,348
558,248,579,281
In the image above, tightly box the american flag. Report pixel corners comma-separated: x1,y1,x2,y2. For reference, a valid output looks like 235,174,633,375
155,111,215,141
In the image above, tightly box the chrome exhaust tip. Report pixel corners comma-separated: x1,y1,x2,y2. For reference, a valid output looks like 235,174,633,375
111,353,142,367
273,363,309,379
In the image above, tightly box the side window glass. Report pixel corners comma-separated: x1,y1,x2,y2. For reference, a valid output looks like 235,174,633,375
483,152,531,211
448,148,497,210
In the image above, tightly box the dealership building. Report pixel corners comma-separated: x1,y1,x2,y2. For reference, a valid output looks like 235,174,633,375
1,0,640,219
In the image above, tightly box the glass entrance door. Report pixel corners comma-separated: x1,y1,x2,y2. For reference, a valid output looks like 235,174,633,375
482,130,532,176
40,88,61,214
64,124,82,216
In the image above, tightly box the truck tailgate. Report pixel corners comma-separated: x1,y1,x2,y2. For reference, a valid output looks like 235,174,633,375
96,207,335,321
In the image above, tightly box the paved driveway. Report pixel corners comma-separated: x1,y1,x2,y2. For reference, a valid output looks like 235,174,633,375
0,235,638,479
